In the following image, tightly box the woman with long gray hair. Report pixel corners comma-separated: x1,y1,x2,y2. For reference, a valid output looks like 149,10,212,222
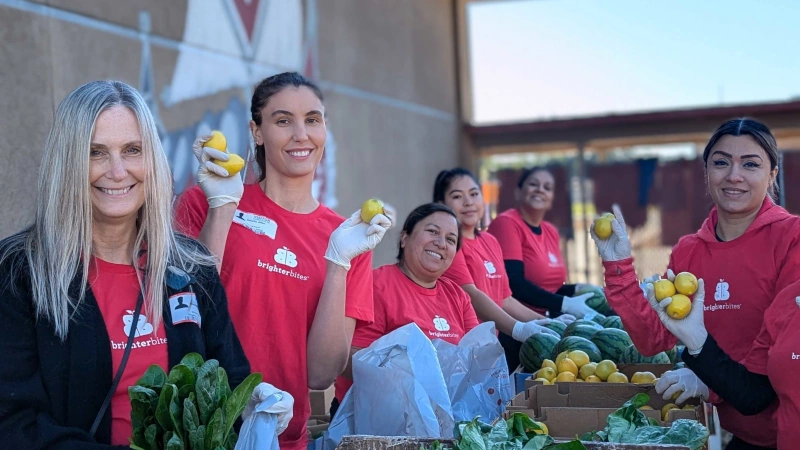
0,80,253,448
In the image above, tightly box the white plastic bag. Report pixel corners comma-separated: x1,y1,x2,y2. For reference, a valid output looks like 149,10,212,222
433,322,513,423
235,383,294,450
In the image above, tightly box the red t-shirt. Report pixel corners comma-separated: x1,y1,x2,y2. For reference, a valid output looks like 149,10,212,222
89,258,169,446
744,280,800,449
175,184,373,450
488,210,567,313
334,264,479,401
602,199,800,447
443,233,512,308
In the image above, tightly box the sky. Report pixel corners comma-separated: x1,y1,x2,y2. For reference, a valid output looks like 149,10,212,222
468,0,800,125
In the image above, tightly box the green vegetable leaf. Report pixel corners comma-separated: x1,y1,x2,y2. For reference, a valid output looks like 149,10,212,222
224,429,238,450
456,418,488,450
521,435,554,450
205,408,227,449
630,419,709,450
217,367,233,399
168,365,196,391
166,432,185,450
156,383,178,432
170,385,185,441
180,353,205,372
130,445,147,450
137,365,168,391
542,440,587,450
130,425,148,450
164,430,174,449
145,423,159,449
196,360,220,424
223,372,262,438
604,393,652,442
178,384,194,402
190,425,206,450
183,396,200,436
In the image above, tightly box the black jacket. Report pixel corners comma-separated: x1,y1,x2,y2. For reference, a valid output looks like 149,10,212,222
0,237,251,449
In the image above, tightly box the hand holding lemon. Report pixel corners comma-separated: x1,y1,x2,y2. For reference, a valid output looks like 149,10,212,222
192,131,244,208
644,273,708,354
590,205,631,262
204,131,245,177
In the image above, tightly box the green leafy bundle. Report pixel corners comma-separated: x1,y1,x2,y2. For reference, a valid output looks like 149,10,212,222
453,413,587,450
128,353,262,450
582,393,709,450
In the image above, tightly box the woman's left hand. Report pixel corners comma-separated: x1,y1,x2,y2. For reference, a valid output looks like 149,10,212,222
324,205,396,270
646,278,708,354
575,284,605,305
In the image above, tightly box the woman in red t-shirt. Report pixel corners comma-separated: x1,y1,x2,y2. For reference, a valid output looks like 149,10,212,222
174,72,394,450
333,203,481,406
0,80,251,449
487,168,604,320
592,118,800,450
433,168,569,371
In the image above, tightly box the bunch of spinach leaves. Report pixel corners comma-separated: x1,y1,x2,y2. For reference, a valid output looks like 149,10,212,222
582,393,709,450
453,413,587,450
128,353,262,450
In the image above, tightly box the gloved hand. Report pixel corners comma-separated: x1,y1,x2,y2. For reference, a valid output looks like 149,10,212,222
553,314,576,325
192,133,244,208
645,278,708,354
324,206,396,270
241,382,295,434
575,284,606,306
639,271,671,295
512,318,559,341
560,292,596,319
656,368,709,405
591,204,632,262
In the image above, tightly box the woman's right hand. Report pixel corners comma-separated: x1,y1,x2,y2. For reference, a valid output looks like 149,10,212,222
192,133,244,208
590,204,632,262
560,292,595,318
324,206,396,270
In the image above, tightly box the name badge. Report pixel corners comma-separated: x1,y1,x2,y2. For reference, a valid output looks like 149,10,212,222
233,210,277,239
169,292,201,327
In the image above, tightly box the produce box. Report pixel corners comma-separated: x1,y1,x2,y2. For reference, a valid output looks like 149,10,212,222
337,435,693,450
522,364,674,396
309,385,336,416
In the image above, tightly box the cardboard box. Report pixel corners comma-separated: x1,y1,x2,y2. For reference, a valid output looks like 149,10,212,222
522,364,675,396
309,385,336,416
336,436,692,450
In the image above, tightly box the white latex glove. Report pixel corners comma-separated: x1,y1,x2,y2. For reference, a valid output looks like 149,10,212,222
553,314,576,325
241,382,295,434
575,284,606,305
324,206,396,270
656,368,709,404
192,134,244,208
590,204,632,262
639,270,672,295
512,318,559,342
560,292,595,318
645,278,708,354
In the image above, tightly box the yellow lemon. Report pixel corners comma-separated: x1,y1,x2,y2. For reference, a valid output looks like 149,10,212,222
360,198,385,223
533,421,548,435
639,405,654,411
601,212,616,219
631,371,657,384
541,359,557,371
538,367,557,382
595,360,617,381
606,372,629,383
534,378,552,385
555,351,569,367
216,153,245,176
661,403,680,421
674,272,698,296
567,350,591,369
584,375,602,383
671,390,684,402
575,378,584,382
666,294,692,320
205,130,227,151
557,358,579,377
682,404,695,410
654,279,676,302
579,362,597,380
555,372,576,383
594,217,613,240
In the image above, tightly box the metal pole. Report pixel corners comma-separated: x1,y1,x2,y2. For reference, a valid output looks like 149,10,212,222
577,143,591,283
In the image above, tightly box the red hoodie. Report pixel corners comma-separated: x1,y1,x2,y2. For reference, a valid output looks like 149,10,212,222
602,198,800,447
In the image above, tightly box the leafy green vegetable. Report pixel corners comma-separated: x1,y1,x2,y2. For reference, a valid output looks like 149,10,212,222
453,414,585,450
129,354,261,450
601,393,651,442
629,419,710,450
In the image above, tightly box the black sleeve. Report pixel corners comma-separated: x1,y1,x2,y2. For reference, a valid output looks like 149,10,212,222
200,265,251,390
0,249,128,450
556,284,577,297
504,259,565,317
683,334,776,416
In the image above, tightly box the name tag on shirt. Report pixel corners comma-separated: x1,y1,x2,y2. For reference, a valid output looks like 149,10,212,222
233,210,277,239
169,292,201,327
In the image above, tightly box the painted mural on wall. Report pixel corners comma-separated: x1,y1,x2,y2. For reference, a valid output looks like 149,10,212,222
141,0,337,206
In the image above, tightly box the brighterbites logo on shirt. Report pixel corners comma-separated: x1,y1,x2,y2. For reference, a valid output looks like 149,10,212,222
704,279,741,312
483,261,501,279
111,312,167,350
256,246,310,281
428,315,459,339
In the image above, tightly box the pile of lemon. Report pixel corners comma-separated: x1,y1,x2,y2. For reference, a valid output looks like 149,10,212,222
653,272,699,320
532,351,662,385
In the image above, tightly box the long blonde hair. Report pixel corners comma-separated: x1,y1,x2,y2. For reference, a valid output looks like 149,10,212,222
3,80,215,339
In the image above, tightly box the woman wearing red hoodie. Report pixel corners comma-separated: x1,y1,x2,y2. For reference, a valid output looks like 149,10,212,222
591,118,800,450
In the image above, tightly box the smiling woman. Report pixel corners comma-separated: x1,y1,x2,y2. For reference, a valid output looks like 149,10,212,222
0,80,252,448
332,203,480,410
